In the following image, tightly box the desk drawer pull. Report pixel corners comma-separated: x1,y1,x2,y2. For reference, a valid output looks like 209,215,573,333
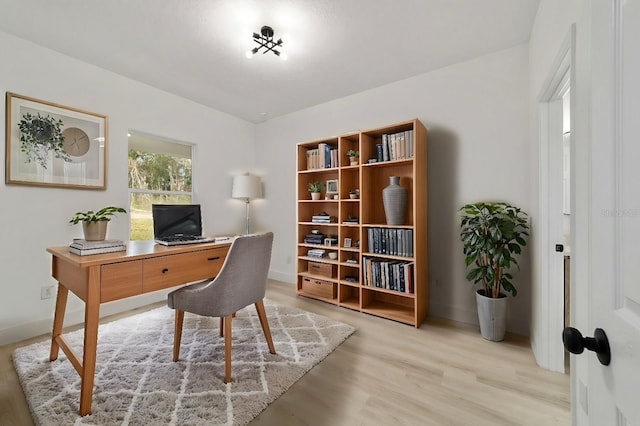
208,256,220,261
162,268,169,274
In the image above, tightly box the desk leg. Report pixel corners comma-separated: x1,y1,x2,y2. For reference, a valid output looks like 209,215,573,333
49,283,68,361
79,270,101,416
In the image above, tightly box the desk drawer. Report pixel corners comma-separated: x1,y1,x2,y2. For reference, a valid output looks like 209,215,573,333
142,247,226,292
101,260,143,302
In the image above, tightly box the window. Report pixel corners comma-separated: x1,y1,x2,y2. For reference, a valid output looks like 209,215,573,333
128,132,193,240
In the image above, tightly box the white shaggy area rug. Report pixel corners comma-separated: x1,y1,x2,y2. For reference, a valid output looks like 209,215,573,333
13,299,355,425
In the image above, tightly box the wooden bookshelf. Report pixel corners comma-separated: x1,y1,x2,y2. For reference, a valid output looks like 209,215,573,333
296,119,428,327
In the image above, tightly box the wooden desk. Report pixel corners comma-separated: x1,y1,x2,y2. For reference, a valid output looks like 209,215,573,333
46,240,231,415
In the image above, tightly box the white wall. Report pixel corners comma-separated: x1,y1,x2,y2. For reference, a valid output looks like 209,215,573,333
0,32,256,344
0,29,553,345
257,44,532,335
527,0,581,371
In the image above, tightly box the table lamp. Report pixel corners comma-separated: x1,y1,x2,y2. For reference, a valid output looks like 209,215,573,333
231,174,262,234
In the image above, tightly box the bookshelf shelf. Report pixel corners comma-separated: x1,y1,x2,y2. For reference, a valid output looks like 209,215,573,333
296,118,428,327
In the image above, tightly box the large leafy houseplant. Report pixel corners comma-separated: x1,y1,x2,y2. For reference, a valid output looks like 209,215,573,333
459,202,529,298
18,112,70,168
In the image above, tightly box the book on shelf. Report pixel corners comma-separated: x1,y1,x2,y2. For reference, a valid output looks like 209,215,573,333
307,144,336,170
304,232,326,244
362,256,414,294
69,244,126,256
311,215,336,223
366,227,413,257
330,148,338,168
378,130,414,163
70,239,125,249
307,248,326,258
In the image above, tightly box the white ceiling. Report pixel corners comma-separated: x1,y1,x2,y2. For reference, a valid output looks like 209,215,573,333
0,0,540,123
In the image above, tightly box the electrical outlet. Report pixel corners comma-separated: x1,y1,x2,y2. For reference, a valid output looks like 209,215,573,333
41,286,55,300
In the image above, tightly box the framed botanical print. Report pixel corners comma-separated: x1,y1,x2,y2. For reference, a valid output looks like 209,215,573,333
5,92,107,189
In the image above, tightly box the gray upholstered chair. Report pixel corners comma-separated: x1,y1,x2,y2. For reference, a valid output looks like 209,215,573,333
167,232,276,383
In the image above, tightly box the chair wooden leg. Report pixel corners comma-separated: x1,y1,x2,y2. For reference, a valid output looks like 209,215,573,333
224,314,233,383
219,317,224,337
255,300,276,354
173,310,184,362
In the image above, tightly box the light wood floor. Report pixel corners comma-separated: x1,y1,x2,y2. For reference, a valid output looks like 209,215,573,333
0,280,570,425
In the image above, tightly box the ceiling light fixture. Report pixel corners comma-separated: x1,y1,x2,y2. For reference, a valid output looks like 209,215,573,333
245,26,288,60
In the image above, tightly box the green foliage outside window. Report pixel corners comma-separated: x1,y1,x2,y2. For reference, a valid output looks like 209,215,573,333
128,148,193,240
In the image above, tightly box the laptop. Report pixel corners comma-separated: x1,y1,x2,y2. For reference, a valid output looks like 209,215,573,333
152,204,216,246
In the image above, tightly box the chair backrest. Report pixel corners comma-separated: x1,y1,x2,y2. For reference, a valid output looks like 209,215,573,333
197,232,274,316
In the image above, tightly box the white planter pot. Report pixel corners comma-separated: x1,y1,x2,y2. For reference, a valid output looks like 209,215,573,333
476,289,508,341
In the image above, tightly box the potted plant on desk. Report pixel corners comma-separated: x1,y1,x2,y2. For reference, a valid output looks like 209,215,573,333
459,202,529,341
70,206,127,241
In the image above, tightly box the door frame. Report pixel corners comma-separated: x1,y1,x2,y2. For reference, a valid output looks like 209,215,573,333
534,25,576,373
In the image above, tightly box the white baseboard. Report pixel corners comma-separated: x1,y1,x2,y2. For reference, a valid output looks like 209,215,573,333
0,292,169,346
268,270,295,284
3,271,295,346
429,302,529,337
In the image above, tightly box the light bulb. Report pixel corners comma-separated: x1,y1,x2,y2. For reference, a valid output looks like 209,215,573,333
245,50,254,59
280,51,288,61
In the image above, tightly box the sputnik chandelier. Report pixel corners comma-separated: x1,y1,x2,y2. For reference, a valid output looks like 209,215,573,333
245,25,288,60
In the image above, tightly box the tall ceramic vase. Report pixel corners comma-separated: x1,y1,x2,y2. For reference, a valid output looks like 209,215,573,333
382,176,407,225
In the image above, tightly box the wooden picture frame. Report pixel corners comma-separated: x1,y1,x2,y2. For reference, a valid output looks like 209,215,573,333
5,92,107,189
325,179,338,195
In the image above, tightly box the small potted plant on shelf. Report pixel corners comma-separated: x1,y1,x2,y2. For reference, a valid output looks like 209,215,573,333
308,181,324,200
349,189,359,199
346,149,359,166
70,206,127,241
459,201,529,341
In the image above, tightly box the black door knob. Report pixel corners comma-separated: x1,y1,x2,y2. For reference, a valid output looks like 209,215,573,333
562,327,611,366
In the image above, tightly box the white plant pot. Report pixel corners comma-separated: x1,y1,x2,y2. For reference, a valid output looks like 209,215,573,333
476,289,508,341
311,192,321,200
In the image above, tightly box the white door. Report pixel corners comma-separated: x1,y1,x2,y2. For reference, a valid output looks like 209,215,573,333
572,1,640,424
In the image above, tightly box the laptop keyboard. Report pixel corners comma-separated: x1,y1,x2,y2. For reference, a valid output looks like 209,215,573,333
162,235,204,242
155,234,217,246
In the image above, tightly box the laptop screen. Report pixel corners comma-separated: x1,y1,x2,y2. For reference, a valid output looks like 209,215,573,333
152,204,203,239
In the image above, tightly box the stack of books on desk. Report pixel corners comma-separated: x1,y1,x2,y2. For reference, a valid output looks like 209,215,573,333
69,239,126,256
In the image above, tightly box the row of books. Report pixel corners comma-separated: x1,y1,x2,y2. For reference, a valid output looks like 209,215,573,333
366,227,414,257
362,257,415,294
306,143,338,169
69,239,126,256
375,130,414,163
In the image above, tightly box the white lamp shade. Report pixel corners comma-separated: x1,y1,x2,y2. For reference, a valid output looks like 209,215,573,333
231,175,262,200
